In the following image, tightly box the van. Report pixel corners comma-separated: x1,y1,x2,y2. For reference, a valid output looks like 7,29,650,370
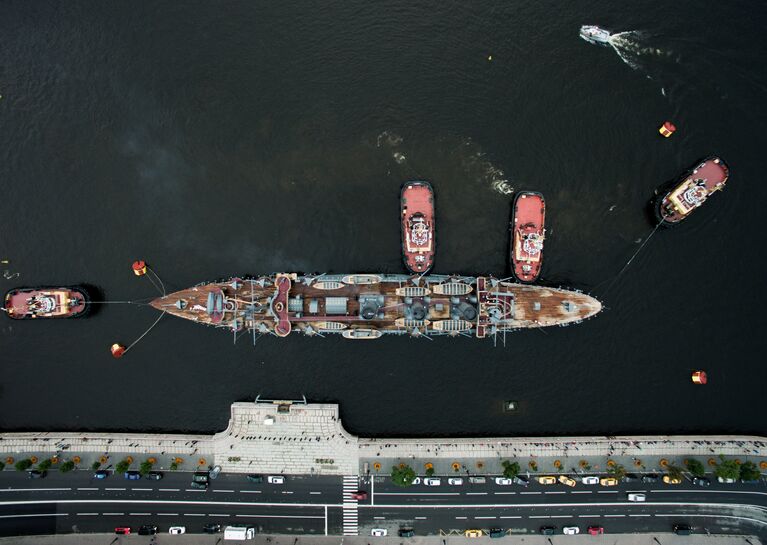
224,526,256,540
627,493,646,502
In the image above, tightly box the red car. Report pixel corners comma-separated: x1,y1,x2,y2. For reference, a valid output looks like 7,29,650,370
588,526,604,535
350,490,368,500
114,527,131,535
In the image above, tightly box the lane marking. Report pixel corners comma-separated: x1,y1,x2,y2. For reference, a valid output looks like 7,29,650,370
103,512,124,516
500,515,522,519
310,492,322,495
159,488,180,492
475,516,496,519
105,488,126,491
455,516,467,520
494,492,516,495
76,513,98,516
414,516,427,520
213,490,234,493
0,488,71,492
185,489,207,493
529,515,550,519
185,513,205,516
234,513,326,519
158,513,179,516
630,514,651,517
571,491,593,494
129,512,151,516
597,490,618,494
520,491,541,495
0,513,67,519
545,491,566,495
550,515,572,518
133,488,152,492
604,514,625,517
466,492,488,496
240,490,262,494
373,517,386,520
77,488,98,491
579,514,601,518
374,492,460,496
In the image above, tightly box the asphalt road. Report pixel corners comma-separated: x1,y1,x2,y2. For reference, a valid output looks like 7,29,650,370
1,470,766,539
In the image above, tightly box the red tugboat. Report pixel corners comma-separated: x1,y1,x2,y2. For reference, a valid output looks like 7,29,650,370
510,191,545,283
3,286,90,319
401,181,435,274
655,156,729,226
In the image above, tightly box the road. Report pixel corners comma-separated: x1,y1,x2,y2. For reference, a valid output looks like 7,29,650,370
1,470,766,539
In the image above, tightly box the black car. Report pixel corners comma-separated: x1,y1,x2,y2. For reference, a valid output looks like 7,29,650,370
642,473,659,483
489,528,506,538
623,473,640,482
203,523,222,534
246,474,264,483
513,476,529,487
398,528,415,538
540,526,556,535
27,470,46,479
138,525,158,536
190,481,208,490
146,471,164,480
193,471,210,483
674,524,692,535
692,477,711,487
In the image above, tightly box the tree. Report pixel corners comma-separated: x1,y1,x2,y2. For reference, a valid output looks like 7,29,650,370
685,458,705,478
502,460,520,479
170,461,179,471
425,466,435,477
666,464,683,480
139,460,153,476
391,464,416,487
91,461,101,471
59,461,75,473
115,460,131,474
0,461,4,471
607,463,626,481
14,459,32,472
740,461,760,482
714,456,741,481
37,459,53,472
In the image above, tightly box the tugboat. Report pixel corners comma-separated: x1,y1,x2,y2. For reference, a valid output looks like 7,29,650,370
401,181,435,274
510,192,545,283
3,286,90,319
655,156,729,226
579,25,612,45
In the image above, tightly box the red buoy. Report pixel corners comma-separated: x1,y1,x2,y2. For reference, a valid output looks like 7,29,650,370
659,121,676,138
110,343,126,358
691,370,707,384
132,260,147,276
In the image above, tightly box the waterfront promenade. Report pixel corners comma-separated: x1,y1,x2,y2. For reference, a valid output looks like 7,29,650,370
0,401,765,478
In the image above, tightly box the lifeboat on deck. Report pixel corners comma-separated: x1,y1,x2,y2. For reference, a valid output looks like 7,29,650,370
341,274,381,285
341,328,382,340
510,191,546,284
401,181,435,274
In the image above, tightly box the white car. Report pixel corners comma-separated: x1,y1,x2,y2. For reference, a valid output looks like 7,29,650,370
717,476,736,484
168,526,186,535
627,493,646,502
423,477,441,486
563,526,580,535
581,476,600,485
371,528,388,536
267,475,285,484
411,477,421,485
448,477,463,485
495,477,513,485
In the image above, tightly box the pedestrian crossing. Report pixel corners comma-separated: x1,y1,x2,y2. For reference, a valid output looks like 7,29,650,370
342,475,359,535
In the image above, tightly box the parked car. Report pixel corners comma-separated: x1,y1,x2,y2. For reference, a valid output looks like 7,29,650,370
168,526,185,535
138,525,158,536
114,527,131,535
203,523,222,534
538,475,557,485
193,471,210,483
94,470,109,480
190,481,208,489
693,477,711,487
464,529,483,538
717,476,736,484
27,470,46,479
558,475,576,487
267,475,285,484
623,473,640,482
468,476,486,484
124,471,140,480
209,465,221,479
581,476,599,485
513,476,529,487
642,474,659,483
424,477,441,486
448,477,463,485
411,477,421,485
588,526,604,535
488,528,506,538
146,472,163,481
246,474,264,483
674,524,692,535
350,490,368,500
628,493,646,502
540,526,556,535
599,477,618,487
494,477,513,486
563,526,580,535
398,528,415,538
663,475,682,484
371,528,387,536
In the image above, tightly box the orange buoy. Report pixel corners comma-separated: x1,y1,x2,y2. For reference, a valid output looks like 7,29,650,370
110,343,126,358
691,370,707,384
659,121,676,138
132,260,147,276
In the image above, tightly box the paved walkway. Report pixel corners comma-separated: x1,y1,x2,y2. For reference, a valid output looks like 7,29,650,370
0,402,765,477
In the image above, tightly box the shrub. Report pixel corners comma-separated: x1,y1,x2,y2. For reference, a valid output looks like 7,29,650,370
59,461,75,473
37,459,53,472
502,460,520,479
170,462,179,471
740,461,760,482
391,464,416,487
425,466,435,477
91,461,101,471
607,463,627,480
115,460,131,474
714,456,740,481
139,460,153,476
14,459,32,472
0,461,4,471
666,464,683,480
685,458,705,478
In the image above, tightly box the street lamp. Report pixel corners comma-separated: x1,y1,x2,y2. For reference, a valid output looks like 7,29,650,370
653,538,662,545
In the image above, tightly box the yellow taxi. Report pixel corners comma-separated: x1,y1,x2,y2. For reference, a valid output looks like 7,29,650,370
464,529,483,538
558,475,577,487
663,474,682,484
538,475,557,485
599,477,618,486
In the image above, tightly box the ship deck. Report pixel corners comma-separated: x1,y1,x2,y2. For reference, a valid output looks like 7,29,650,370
401,182,435,273
660,157,728,223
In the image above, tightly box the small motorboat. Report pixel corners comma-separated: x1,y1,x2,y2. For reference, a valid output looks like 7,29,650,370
654,156,729,226
401,181,435,274
580,25,612,45
510,192,546,283
3,286,90,319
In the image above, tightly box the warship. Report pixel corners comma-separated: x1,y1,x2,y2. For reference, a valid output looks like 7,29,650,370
150,273,601,341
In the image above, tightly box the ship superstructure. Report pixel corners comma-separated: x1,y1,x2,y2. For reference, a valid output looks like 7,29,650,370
151,273,601,340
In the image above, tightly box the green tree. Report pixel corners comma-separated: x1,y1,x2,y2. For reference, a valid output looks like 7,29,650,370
666,464,683,480
607,463,626,481
502,460,520,479
139,460,153,476
425,466,435,477
739,461,761,482
685,459,705,478
14,459,32,472
91,461,101,471
0,461,5,471
37,459,53,472
115,460,131,474
170,461,179,471
59,461,75,473
391,464,416,487
714,456,741,481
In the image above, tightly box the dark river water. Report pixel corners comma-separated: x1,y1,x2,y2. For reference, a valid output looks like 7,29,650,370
1,1,766,438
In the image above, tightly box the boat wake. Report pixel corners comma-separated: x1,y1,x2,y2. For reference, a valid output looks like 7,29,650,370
606,30,675,71
460,139,513,195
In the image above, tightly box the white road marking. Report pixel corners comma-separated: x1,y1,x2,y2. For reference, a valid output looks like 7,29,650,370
455,516,467,519
604,514,625,517
236,513,325,519
184,513,205,516
213,490,234,493
475,516,496,519
529,515,550,519
373,517,386,520
0,488,71,492
494,492,516,495
310,491,322,495
549,515,573,518
500,516,522,519
159,488,180,492
597,490,618,493
158,513,178,516
129,512,151,516
240,490,262,494
76,513,98,516
466,492,488,496
0,513,67,519
185,489,207,493
102,512,124,516
133,488,152,491
105,488,126,491
630,514,651,517
77,488,98,491
414,516,427,520
571,491,593,494
579,514,601,518
374,492,460,496
545,491,566,495
520,491,541,495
